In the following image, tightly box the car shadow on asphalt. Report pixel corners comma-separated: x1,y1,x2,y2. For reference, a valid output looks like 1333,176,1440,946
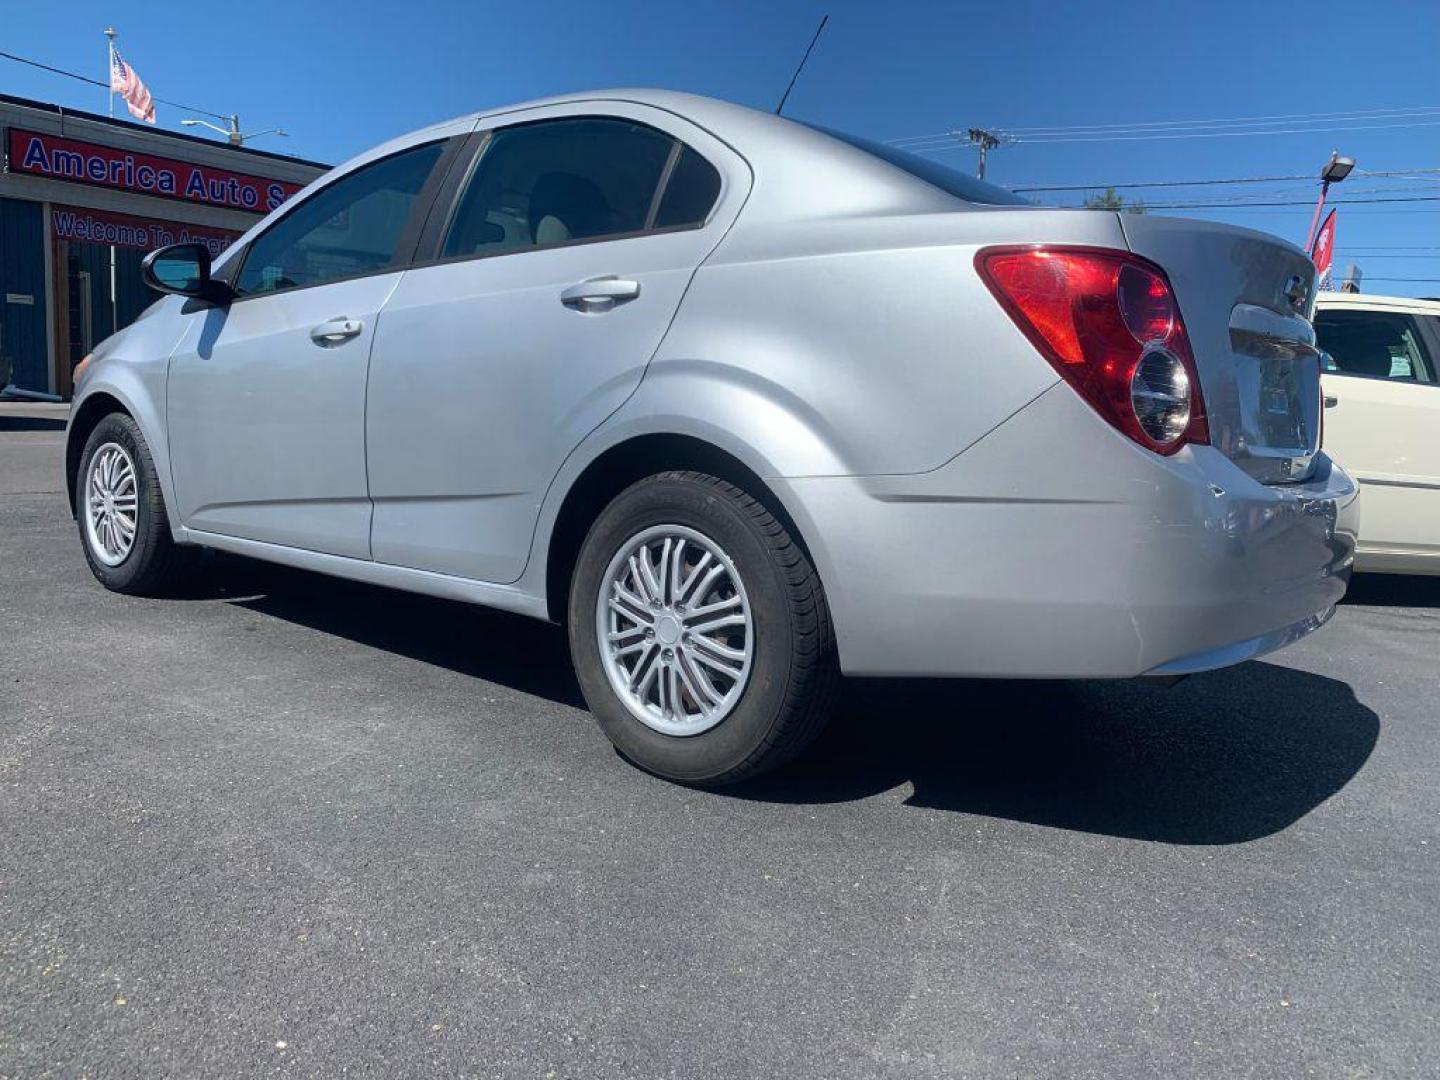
735,665,1379,845
1342,573,1440,608
193,554,587,709
202,554,1379,847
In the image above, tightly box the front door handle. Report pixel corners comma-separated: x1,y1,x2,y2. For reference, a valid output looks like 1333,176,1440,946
560,277,640,312
1323,394,1339,408
310,317,363,346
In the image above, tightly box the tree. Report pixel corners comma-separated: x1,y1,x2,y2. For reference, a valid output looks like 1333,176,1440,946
1083,186,1145,214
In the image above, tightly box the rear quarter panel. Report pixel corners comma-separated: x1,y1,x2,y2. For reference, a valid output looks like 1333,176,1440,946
645,208,1131,477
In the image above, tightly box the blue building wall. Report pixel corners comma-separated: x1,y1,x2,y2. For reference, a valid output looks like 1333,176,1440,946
0,197,48,392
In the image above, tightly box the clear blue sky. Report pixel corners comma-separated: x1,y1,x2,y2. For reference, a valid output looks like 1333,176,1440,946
5,0,1438,294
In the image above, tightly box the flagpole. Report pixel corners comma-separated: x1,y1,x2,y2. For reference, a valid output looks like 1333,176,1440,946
104,27,118,335
104,27,116,117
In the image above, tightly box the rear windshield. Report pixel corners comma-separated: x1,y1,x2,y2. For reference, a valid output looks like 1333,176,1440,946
804,123,1030,207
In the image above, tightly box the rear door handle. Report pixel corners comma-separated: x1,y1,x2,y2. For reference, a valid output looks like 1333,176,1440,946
1323,394,1339,408
560,277,640,312
310,317,363,346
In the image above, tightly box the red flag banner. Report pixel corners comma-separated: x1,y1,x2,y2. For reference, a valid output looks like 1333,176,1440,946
1311,208,1337,282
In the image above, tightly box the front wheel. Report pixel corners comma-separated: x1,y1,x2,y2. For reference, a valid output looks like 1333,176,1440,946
568,471,838,785
75,412,191,595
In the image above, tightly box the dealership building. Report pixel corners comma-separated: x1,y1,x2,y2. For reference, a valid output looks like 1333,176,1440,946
0,93,326,398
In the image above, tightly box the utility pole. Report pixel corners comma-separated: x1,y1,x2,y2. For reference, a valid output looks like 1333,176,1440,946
954,128,1013,181
968,129,999,180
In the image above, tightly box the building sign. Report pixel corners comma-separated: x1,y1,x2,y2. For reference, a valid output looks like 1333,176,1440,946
51,204,241,258
6,128,302,213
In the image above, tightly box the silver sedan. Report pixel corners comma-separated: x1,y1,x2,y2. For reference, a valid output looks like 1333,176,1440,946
67,90,1358,784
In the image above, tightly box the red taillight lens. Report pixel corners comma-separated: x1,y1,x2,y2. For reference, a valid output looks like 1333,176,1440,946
1117,262,1175,342
976,246,1208,454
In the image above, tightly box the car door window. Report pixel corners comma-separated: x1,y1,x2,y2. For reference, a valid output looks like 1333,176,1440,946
441,118,685,259
1315,309,1435,384
235,142,445,296
652,145,723,229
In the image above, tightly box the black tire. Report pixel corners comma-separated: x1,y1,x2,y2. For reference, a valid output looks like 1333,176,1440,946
75,412,191,596
568,470,838,785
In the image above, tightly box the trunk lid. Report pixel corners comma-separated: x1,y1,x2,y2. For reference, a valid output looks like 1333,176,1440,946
1119,214,1322,484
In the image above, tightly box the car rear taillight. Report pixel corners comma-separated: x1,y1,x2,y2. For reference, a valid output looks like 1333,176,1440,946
976,246,1209,455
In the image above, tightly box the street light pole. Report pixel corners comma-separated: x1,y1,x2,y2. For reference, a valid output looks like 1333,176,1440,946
181,116,288,146
1306,150,1355,254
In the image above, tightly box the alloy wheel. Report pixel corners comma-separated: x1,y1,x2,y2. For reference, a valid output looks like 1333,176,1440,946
84,442,139,567
595,524,755,736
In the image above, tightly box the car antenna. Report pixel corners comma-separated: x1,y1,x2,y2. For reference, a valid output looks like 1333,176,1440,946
775,14,829,115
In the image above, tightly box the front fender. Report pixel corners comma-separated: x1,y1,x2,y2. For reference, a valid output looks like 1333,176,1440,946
66,306,187,533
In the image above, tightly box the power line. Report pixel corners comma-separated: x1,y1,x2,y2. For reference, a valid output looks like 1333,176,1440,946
1083,184,1440,209
900,119,1440,151
1006,106,1440,135
887,104,1440,146
1012,167,1440,193
1016,172,1312,192
1096,195,1440,210
0,48,230,121
1169,207,1440,215
1016,120,1440,145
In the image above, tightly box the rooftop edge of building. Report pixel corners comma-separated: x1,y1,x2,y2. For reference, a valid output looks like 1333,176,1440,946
0,92,330,170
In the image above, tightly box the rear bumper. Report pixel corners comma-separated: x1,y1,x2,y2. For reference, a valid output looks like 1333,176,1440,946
1143,605,1335,676
772,383,1358,679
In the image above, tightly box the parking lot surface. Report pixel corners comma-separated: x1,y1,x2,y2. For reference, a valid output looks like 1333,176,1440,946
2,408,1437,1078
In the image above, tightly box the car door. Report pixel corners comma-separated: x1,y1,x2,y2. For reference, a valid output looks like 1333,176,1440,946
166,135,461,558
364,105,749,583
1316,304,1440,562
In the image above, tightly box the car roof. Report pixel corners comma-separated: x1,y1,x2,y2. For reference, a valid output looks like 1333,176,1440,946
459,88,779,132
1314,292,1440,314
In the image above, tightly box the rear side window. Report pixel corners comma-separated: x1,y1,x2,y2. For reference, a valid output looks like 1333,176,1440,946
235,141,444,295
1315,309,1435,383
653,146,722,229
442,118,677,258
803,123,1030,207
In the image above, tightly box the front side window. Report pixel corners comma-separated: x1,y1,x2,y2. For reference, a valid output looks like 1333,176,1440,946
441,118,683,259
235,141,444,296
1315,309,1435,383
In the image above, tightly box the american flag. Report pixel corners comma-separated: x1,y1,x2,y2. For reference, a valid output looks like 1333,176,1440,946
110,49,155,124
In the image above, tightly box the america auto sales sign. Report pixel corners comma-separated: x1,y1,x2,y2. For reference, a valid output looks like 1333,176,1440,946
5,128,303,214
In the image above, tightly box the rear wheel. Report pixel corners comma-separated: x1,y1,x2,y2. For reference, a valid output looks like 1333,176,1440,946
76,412,191,595
569,471,838,785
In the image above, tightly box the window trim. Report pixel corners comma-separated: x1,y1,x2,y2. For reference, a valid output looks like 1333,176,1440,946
644,140,684,231
224,136,462,304
413,114,724,272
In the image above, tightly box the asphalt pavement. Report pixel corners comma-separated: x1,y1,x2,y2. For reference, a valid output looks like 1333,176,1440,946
2,405,1437,1078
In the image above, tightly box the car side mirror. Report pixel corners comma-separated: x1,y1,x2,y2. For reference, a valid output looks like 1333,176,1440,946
141,243,232,305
